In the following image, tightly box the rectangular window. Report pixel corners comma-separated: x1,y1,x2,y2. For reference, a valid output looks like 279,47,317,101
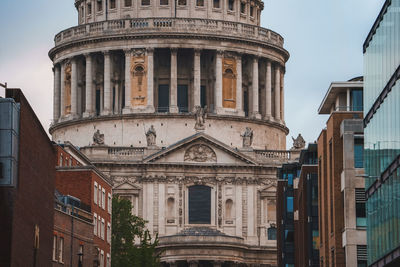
287,196,294,212
52,235,57,261
142,0,150,5
108,193,112,214
354,138,364,168
94,213,97,235
78,245,83,265
102,188,106,209
97,0,103,11
250,6,254,17
357,245,367,267
110,0,116,9
160,0,168,5
59,154,63,166
240,2,245,13
196,0,204,6
107,222,111,243
59,237,64,263
228,0,234,11
87,3,92,15
99,185,102,207
213,0,220,8
94,182,98,204
101,218,105,239
288,173,293,186
355,188,366,227
178,0,187,5
351,89,363,111
267,227,277,240
124,0,132,7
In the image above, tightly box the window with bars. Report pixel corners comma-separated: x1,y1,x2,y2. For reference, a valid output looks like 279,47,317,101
355,188,366,227
357,245,367,267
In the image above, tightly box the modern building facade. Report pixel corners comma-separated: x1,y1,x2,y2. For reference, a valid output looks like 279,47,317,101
49,0,293,265
54,143,112,267
294,143,319,267
0,89,55,267
317,78,367,267
363,1,400,266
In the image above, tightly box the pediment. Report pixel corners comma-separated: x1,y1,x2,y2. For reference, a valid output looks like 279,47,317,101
143,132,257,165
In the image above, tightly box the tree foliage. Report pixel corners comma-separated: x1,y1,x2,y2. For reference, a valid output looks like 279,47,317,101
111,196,160,267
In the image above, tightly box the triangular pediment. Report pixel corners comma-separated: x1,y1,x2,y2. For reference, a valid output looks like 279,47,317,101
114,182,140,190
143,132,257,165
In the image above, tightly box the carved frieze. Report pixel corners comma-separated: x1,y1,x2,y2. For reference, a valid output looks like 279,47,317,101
184,144,217,163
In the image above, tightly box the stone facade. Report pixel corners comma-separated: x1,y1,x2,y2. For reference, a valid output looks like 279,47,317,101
49,1,291,266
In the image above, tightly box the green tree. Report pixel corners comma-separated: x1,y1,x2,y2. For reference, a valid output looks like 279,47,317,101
111,196,160,267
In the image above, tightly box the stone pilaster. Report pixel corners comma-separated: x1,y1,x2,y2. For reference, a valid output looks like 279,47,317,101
281,70,285,122
147,48,155,112
169,48,179,113
59,61,65,121
264,60,272,120
53,64,61,122
274,65,281,121
215,50,223,113
123,49,132,114
83,53,94,117
70,57,78,118
251,56,261,119
193,49,201,110
236,54,244,116
102,51,112,115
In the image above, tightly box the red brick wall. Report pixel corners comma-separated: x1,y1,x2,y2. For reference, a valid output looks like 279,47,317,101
55,146,80,167
0,89,55,267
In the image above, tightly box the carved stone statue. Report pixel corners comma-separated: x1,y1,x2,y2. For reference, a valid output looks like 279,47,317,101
194,105,207,130
92,130,104,145
241,127,254,148
146,125,157,147
291,134,306,150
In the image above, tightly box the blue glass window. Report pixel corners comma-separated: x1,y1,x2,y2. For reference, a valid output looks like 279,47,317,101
351,89,363,111
288,173,293,186
354,138,364,168
287,197,294,212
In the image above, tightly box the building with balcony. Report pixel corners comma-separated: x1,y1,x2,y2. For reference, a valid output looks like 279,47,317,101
317,78,366,267
49,0,293,265
363,0,400,266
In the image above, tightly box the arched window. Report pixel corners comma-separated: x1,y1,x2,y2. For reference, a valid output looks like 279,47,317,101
225,199,234,220
188,185,211,224
167,197,175,220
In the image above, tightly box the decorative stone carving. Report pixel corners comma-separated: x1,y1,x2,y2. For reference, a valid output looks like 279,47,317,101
194,105,207,130
184,144,217,162
291,133,305,150
146,125,157,147
92,129,105,145
241,127,253,148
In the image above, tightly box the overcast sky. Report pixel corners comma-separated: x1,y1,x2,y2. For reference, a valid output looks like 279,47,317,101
0,0,384,146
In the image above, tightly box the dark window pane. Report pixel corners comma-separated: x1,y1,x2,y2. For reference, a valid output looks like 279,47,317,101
178,85,188,113
354,138,364,168
351,89,363,111
158,85,169,112
287,196,293,212
189,185,211,224
268,227,277,240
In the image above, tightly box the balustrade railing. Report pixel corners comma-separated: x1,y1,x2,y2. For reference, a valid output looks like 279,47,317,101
108,147,145,156
54,18,284,47
254,150,292,161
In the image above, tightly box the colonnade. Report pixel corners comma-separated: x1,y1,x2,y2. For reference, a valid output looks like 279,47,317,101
53,47,284,124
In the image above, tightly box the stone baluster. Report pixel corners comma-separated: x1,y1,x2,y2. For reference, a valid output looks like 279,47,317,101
251,56,261,119
236,54,244,116
264,60,272,120
215,50,223,113
83,53,93,117
193,49,201,110
60,61,66,120
123,49,132,114
169,48,178,113
147,48,155,112
71,57,78,118
53,64,61,122
274,65,281,121
102,51,111,115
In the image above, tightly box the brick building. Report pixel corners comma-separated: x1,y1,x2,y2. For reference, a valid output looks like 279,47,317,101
317,78,366,267
54,143,112,267
53,192,95,267
0,89,55,267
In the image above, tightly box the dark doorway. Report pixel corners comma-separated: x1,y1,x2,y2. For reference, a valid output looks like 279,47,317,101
96,89,101,115
189,185,211,224
178,84,188,113
158,84,169,112
201,85,206,108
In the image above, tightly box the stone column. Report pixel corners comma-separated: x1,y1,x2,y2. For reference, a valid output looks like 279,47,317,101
53,64,61,122
215,50,223,113
236,54,244,116
193,49,201,110
274,65,281,121
169,48,179,113
147,48,155,112
346,87,351,111
60,62,65,120
123,49,132,114
71,57,78,118
83,53,93,117
281,70,285,121
251,56,261,119
102,51,112,115
264,60,272,120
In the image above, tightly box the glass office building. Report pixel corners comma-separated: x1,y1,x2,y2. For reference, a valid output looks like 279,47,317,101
363,0,400,266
